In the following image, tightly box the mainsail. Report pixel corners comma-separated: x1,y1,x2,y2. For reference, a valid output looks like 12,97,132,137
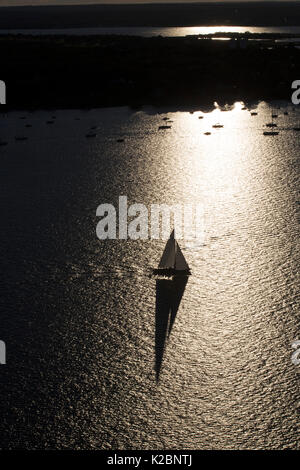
174,243,189,271
158,231,176,269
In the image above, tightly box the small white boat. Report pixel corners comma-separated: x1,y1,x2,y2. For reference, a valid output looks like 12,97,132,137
153,230,190,277
266,112,277,128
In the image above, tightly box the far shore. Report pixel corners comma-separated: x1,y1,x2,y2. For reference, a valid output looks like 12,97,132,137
0,2,300,29
1,32,300,111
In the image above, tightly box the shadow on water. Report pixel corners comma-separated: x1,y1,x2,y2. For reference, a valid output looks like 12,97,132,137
155,276,188,381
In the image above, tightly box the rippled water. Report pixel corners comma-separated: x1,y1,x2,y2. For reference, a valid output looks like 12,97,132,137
0,102,299,449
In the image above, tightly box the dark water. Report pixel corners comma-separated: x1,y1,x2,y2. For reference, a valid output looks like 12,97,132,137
0,102,299,449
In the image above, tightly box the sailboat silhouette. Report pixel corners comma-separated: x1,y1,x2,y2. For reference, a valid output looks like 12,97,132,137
153,230,191,277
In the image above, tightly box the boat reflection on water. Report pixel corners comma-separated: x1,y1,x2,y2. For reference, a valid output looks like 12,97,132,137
155,276,188,381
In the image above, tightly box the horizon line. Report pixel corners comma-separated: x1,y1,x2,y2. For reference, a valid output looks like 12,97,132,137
1,0,300,7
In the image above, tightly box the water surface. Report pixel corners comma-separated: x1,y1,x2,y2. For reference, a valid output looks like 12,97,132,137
0,101,299,449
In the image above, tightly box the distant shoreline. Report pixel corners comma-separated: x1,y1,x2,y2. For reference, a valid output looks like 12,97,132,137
1,27,300,38
0,2,300,29
1,33,300,111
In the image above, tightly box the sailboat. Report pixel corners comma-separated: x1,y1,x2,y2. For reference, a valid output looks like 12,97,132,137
264,110,279,135
266,120,277,128
266,109,277,128
293,113,300,131
212,123,224,128
263,130,279,136
153,230,191,277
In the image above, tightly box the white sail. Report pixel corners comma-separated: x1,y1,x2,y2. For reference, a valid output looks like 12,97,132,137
174,242,190,271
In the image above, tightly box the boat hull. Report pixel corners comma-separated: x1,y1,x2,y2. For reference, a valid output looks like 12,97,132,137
152,268,191,277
